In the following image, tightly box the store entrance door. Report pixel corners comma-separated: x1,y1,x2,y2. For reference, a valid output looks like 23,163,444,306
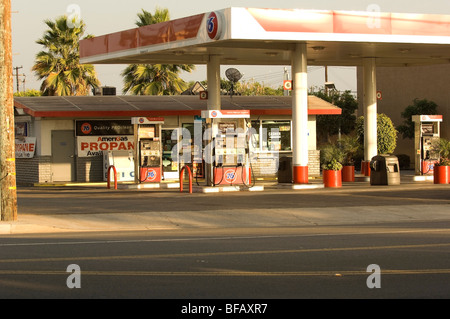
161,128,179,180
51,130,75,182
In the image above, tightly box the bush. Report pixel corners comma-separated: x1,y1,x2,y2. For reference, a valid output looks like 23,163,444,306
323,159,343,171
356,113,398,155
432,138,450,166
338,135,360,165
320,143,344,171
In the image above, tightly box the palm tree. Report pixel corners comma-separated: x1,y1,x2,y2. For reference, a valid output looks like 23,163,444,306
32,16,100,96
121,8,195,95
135,7,170,26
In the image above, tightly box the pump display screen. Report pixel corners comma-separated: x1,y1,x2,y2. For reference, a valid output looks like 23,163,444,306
218,122,236,134
139,125,156,138
421,124,434,135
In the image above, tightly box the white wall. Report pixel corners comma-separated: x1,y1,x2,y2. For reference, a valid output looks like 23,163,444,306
35,119,74,156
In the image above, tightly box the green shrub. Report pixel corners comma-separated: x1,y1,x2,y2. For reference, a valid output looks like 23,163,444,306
338,135,360,165
356,113,398,155
320,143,344,170
432,138,450,166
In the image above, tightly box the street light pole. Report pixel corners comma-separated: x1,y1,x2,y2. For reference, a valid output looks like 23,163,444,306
0,0,18,221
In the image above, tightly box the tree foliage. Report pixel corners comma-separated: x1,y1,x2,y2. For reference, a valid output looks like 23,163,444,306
397,98,438,139
237,80,284,96
122,8,195,95
14,89,42,97
32,16,100,96
311,88,359,142
192,79,285,96
122,64,194,95
135,7,170,26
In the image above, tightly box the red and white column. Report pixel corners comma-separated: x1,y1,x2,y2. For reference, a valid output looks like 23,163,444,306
363,58,378,174
291,43,309,184
206,54,221,186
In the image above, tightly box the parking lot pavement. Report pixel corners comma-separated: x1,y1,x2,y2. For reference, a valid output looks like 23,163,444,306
0,178,449,235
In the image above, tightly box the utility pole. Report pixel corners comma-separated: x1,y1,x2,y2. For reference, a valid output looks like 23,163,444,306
0,0,18,221
13,65,23,92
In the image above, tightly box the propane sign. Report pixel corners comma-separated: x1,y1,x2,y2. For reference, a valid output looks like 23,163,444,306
76,120,135,157
78,136,135,157
15,137,37,158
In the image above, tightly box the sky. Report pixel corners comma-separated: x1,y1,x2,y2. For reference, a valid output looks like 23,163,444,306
10,0,450,95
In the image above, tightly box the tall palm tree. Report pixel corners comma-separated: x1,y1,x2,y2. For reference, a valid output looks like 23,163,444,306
32,16,100,96
121,8,195,95
135,7,170,26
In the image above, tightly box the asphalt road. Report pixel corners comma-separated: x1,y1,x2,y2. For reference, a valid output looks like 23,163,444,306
15,184,450,216
8,183,450,233
1,222,449,300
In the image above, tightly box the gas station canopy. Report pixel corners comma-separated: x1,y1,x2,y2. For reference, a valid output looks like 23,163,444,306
78,7,450,184
14,95,340,118
80,7,450,67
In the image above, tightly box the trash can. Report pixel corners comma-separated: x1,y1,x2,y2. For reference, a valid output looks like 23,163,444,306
278,156,292,183
370,155,401,185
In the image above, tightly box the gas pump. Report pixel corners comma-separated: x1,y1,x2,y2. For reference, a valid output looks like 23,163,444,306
131,117,164,183
412,115,443,175
201,110,253,187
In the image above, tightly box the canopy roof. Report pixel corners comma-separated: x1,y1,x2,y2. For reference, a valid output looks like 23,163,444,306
14,95,341,118
80,7,450,67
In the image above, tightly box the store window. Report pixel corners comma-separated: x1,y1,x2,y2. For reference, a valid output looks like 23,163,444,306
181,122,204,177
261,120,292,152
250,120,261,151
250,120,292,152
162,129,179,177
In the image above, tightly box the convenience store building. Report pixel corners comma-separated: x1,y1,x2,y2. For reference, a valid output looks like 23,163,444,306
13,94,340,185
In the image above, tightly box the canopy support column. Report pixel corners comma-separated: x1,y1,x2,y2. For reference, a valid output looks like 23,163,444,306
291,43,309,184
205,55,221,186
363,58,378,169
207,54,221,111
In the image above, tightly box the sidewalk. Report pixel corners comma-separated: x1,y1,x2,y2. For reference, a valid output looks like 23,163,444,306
1,173,449,235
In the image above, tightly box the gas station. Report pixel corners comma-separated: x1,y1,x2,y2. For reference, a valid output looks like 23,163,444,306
12,7,450,189
78,7,450,188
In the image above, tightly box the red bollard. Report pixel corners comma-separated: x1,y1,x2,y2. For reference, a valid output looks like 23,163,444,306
180,166,193,193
